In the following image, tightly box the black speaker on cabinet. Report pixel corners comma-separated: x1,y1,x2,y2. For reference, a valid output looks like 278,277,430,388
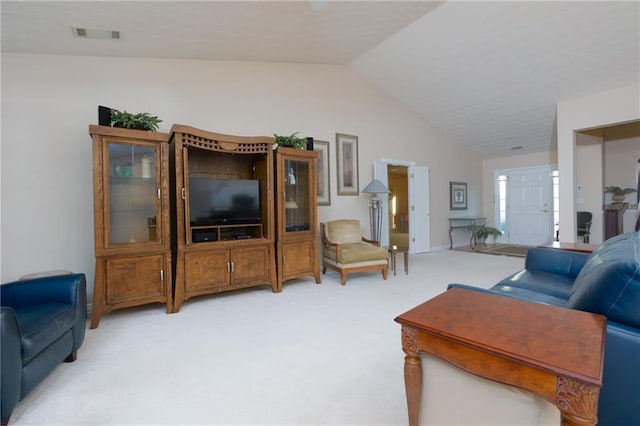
98,105,112,126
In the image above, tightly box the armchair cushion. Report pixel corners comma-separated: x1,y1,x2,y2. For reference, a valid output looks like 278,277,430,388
324,219,363,244
324,242,389,264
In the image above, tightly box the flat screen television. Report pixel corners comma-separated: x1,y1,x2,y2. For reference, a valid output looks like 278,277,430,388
189,178,261,226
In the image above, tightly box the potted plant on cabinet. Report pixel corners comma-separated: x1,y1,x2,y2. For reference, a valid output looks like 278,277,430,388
604,186,636,204
110,109,163,132
274,132,307,150
476,226,502,247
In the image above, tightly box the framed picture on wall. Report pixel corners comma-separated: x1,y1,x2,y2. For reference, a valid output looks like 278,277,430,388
336,133,359,196
313,140,331,206
450,181,467,210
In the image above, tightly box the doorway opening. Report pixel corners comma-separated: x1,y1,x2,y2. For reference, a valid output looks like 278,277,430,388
374,159,430,254
388,165,409,247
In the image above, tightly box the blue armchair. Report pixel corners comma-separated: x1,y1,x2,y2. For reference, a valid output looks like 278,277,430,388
1,273,87,425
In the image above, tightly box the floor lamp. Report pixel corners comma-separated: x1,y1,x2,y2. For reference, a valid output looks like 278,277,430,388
362,179,390,242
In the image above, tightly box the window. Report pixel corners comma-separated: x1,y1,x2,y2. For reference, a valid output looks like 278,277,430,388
552,170,559,240
497,174,508,235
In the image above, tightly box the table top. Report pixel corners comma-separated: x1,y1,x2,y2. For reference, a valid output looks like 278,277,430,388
538,241,599,253
395,288,606,385
448,217,486,222
385,245,408,252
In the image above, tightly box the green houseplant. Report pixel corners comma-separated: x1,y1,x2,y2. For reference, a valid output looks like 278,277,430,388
274,132,307,150
110,109,162,132
476,226,502,246
604,186,636,203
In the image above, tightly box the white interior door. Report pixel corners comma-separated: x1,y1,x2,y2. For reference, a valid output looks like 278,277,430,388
507,166,553,245
373,160,390,247
410,165,430,253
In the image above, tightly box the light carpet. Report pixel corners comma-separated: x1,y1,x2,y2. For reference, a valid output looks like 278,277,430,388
10,250,529,425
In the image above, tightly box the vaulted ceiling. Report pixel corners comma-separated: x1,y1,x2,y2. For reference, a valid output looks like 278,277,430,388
2,1,638,159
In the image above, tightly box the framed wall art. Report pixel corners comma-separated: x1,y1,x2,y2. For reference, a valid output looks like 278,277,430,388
336,133,359,196
313,140,331,206
450,181,468,210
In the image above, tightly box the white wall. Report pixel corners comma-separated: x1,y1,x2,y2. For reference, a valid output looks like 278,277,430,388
557,84,640,242
1,53,481,295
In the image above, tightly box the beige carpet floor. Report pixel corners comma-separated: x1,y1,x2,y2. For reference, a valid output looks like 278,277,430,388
8,250,557,425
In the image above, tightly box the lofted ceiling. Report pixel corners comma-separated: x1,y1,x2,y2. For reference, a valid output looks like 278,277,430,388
2,1,639,159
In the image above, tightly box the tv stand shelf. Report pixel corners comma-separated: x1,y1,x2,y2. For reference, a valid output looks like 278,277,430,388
191,223,263,242
170,125,278,312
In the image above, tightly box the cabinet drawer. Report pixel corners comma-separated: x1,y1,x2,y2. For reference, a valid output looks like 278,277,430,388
105,255,166,305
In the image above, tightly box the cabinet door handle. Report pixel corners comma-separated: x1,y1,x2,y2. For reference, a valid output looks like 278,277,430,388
160,270,164,281
157,188,161,199
231,262,235,273
181,188,186,200
227,262,231,273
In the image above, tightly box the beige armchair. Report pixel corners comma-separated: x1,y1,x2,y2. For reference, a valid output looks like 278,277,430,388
321,219,388,285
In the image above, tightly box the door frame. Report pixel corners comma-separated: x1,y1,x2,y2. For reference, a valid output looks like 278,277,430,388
494,165,556,245
375,158,430,254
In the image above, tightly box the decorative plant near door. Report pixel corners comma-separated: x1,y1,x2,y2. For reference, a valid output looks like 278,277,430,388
110,109,163,131
476,226,502,246
604,186,636,203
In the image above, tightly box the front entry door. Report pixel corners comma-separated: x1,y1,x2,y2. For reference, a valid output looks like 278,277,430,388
507,166,553,245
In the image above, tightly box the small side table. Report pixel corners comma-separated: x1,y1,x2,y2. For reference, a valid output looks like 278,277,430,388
386,245,408,276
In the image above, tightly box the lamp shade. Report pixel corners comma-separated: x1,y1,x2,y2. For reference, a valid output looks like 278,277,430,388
362,179,390,194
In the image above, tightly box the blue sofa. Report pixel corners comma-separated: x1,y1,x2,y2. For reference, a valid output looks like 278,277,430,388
449,232,640,426
1,273,87,425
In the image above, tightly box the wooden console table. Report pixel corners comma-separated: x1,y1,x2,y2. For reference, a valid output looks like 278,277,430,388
448,217,486,249
395,288,606,426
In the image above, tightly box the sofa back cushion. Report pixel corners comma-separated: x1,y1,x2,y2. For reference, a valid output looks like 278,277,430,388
568,232,640,328
325,220,362,244
525,247,588,277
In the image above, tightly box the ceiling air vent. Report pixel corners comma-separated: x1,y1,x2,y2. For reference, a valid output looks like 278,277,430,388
72,27,120,40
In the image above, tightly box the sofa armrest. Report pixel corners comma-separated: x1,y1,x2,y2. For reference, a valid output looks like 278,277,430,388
1,307,22,420
1,274,87,351
598,321,640,425
1,273,86,309
524,248,588,277
361,236,381,247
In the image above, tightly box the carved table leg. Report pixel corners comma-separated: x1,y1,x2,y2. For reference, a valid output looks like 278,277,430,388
402,326,422,426
556,376,600,426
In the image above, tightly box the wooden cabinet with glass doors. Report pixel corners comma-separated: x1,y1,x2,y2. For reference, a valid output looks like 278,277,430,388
169,125,278,313
89,125,172,328
275,147,321,290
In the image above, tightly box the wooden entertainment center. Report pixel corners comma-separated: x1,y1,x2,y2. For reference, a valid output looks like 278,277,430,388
169,125,278,312
89,124,320,326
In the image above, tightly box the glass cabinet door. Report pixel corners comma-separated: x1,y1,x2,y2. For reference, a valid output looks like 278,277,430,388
106,141,160,246
283,158,311,233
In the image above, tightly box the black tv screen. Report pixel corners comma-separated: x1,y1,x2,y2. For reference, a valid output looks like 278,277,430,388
189,178,261,225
